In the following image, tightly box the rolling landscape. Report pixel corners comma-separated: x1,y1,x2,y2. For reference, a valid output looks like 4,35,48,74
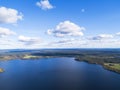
0,0,120,90
1,49,120,73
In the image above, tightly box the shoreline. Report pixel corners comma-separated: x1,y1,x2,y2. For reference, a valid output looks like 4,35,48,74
103,64,120,74
75,58,120,74
0,56,120,74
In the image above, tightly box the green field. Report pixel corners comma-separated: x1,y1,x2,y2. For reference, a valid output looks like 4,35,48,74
104,63,120,70
23,55,39,59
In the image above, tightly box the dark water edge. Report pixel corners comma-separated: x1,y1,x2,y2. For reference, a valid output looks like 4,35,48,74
0,57,120,90
75,59,120,75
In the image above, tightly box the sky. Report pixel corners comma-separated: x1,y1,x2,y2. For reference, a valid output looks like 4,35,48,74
0,0,120,49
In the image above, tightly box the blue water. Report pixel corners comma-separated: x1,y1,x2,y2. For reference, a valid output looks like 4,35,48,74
0,57,120,90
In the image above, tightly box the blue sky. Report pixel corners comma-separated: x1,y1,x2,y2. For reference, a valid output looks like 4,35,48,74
0,0,120,49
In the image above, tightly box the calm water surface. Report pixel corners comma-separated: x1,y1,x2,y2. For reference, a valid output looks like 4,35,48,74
0,57,120,90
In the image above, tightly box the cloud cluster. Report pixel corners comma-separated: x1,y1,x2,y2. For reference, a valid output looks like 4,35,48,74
46,31,120,48
36,0,54,10
47,21,85,37
90,34,113,40
46,38,87,48
0,27,16,37
18,35,41,45
0,7,23,24
1,2,120,49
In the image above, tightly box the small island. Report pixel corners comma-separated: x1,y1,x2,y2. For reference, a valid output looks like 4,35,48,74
0,68,4,73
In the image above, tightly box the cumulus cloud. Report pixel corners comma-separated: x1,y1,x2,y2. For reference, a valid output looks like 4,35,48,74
90,34,113,40
0,27,16,37
18,35,42,45
47,21,85,37
36,0,54,10
0,7,23,24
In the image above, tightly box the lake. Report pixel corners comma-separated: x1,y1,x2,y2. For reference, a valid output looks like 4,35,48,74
0,57,120,90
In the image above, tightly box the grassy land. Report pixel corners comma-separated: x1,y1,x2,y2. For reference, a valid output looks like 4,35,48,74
103,63,120,73
104,63,120,70
22,55,40,59
75,54,120,74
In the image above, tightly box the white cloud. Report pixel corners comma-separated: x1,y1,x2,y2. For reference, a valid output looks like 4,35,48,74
36,0,54,10
45,38,87,48
47,29,53,35
0,38,21,49
18,35,42,45
0,7,23,24
0,27,16,37
47,21,85,37
116,32,120,36
51,39,75,45
84,38,120,48
90,34,113,40
81,9,85,12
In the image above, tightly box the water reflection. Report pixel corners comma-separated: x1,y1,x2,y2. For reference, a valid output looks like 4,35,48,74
0,58,120,90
